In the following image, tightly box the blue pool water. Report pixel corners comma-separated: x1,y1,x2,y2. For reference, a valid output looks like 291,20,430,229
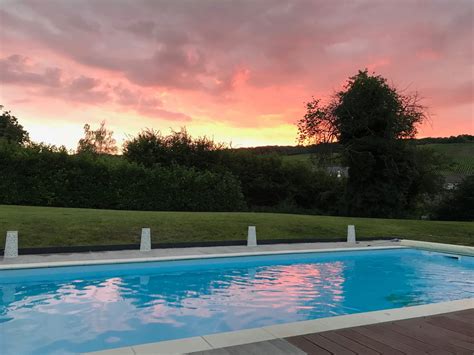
0,248,473,354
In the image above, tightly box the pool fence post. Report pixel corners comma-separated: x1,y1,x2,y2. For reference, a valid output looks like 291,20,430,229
247,226,257,246
4,231,18,258
347,225,356,243
140,228,151,252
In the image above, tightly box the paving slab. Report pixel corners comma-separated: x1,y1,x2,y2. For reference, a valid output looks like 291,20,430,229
0,240,400,268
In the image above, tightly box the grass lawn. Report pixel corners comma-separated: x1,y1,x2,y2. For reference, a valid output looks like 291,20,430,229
1,205,473,248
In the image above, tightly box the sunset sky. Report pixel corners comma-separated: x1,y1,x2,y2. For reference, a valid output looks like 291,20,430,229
1,0,473,150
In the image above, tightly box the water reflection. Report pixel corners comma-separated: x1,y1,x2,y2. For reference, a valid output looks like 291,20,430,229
1,261,346,354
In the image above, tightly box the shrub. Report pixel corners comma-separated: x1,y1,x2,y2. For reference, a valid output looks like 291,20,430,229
435,175,474,221
0,142,245,211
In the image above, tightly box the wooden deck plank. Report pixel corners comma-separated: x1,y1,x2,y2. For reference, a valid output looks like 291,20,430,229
225,341,285,355
444,310,474,324
388,321,473,353
190,311,474,355
398,317,474,345
190,339,306,355
352,325,428,354
370,323,439,352
303,333,357,354
426,315,474,337
445,312,474,324
335,328,404,354
450,309,474,318
286,336,332,354
265,339,308,354
318,331,380,355
190,348,232,355
427,349,454,355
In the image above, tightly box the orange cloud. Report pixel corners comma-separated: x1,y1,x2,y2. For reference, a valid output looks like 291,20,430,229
0,0,472,149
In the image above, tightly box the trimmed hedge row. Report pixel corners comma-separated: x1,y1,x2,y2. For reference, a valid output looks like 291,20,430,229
0,143,245,211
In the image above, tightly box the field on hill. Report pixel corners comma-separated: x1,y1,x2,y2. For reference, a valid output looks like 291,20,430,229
1,205,472,249
281,143,474,177
281,153,313,164
422,143,474,176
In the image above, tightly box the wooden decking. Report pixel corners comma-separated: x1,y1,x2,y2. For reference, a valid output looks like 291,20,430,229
190,309,474,354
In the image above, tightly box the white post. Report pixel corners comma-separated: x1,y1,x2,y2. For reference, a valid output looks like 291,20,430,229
347,225,356,243
140,228,151,252
4,231,18,258
247,226,257,246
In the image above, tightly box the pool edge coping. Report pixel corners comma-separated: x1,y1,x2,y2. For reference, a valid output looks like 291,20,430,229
2,238,473,270
400,239,474,256
0,244,406,270
86,298,474,354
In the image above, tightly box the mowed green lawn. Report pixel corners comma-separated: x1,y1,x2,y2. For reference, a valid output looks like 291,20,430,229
0,205,472,248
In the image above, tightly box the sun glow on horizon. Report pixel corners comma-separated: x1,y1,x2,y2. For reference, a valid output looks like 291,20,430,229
0,0,472,148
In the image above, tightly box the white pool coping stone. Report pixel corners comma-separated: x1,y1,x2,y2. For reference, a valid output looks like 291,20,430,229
400,239,474,256
2,239,472,271
86,298,473,354
0,244,405,270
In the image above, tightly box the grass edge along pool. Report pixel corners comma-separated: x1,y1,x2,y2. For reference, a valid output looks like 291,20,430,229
0,248,473,354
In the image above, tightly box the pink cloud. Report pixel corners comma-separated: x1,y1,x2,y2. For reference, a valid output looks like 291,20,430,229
0,54,62,87
0,0,472,145
0,54,192,121
423,81,474,109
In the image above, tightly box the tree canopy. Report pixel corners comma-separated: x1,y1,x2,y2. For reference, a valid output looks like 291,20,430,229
77,121,118,154
297,70,427,145
297,70,440,217
123,128,225,169
0,105,30,145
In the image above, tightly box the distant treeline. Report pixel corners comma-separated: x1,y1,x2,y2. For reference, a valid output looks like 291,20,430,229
409,134,474,145
235,135,474,156
233,143,342,156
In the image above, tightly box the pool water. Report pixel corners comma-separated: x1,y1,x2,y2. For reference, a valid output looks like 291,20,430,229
0,248,473,354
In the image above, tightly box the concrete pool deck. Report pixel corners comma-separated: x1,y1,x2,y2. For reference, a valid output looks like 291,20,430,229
2,239,472,270
0,239,402,269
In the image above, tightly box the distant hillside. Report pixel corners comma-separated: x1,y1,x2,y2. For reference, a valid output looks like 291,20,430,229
239,135,474,180
411,134,474,145
421,142,474,178
233,142,342,156
236,135,474,156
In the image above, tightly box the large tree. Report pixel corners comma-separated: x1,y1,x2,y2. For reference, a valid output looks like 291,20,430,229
298,70,440,217
77,121,118,154
0,105,30,145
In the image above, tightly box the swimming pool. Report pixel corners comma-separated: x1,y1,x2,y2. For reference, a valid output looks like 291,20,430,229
0,248,473,354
